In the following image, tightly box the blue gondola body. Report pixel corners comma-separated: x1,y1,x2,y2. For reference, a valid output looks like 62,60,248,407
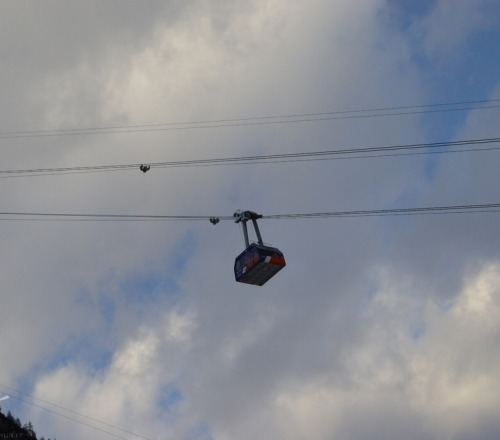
234,243,286,286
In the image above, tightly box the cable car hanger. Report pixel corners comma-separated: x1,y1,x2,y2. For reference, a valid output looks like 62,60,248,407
233,210,264,247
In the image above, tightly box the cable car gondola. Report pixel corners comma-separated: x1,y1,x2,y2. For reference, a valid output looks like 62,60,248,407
233,210,286,286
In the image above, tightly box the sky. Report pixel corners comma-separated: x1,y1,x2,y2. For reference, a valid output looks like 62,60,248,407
0,1,499,439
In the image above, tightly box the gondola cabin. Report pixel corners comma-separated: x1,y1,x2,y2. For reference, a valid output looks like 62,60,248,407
234,243,286,286
233,210,286,286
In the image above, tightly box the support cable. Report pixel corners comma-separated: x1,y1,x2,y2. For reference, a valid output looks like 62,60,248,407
1,137,499,179
0,385,151,440
0,99,499,140
0,203,498,223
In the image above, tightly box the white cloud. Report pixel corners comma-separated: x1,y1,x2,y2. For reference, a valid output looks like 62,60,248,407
249,262,500,440
0,1,499,439
32,310,195,439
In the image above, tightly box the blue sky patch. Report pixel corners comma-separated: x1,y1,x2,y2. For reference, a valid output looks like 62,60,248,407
157,384,183,412
169,231,197,274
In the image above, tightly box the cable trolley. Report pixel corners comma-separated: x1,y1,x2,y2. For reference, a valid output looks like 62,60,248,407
233,210,286,286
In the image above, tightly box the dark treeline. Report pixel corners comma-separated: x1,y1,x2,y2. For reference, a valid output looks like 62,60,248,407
0,406,55,440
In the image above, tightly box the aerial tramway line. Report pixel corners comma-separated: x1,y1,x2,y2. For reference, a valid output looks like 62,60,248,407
0,151,497,286
3,198,500,284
